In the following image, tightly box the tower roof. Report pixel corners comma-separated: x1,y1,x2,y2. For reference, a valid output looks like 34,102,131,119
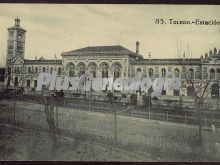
8,17,26,32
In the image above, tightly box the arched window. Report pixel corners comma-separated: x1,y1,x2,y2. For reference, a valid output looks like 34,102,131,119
174,68,180,77
188,68,194,80
102,68,108,78
210,68,215,79
137,68,141,72
161,68,166,77
92,70,96,78
35,67,38,74
88,63,97,78
114,68,120,79
28,67,31,74
148,68,153,78
66,62,75,77
14,67,17,74
42,67,46,73
100,63,108,78
58,67,62,75
50,67,53,74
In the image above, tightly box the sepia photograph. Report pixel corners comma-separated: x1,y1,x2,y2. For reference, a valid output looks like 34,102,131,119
0,4,220,162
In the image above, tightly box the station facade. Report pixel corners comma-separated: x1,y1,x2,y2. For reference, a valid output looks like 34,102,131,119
5,18,220,98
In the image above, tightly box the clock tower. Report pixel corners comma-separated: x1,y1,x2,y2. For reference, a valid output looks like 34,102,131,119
6,17,26,89
7,17,26,64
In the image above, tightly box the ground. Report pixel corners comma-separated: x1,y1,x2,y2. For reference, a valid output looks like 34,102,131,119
0,100,220,161
0,124,148,161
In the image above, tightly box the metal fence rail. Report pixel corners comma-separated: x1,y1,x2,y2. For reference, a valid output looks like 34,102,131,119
1,93,220,127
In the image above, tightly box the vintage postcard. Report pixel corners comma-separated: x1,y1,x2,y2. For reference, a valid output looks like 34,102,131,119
0,4,220,162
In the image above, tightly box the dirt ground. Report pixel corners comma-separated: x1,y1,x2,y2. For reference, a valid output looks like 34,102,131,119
0,123,150,161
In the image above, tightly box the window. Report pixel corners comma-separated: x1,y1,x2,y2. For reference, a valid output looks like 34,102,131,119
210,68,215,79
35,67,38,74
162,89,166,95
173,90,180,96
148,68,153,78
136,68,141,72
14,77,18,86
92,70,96,78
58,67,62,75
50,67,53,74
217,69,220,80
69,71,75,77
8,67,11,75
34,80,37,87
188,68,194,80
161,68,166,77
27,80,31,87
28,67,31,74
174,68,180,77
114,68,120,79
42,67,46,73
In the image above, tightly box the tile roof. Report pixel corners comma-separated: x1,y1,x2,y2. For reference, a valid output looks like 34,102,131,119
24,59,62,65
131,58,201,65
62,45,140,56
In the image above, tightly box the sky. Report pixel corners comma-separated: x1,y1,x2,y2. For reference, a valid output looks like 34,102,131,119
0,4,220,67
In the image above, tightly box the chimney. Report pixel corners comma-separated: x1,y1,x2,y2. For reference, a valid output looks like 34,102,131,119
149,52,151,60
136,41,139,54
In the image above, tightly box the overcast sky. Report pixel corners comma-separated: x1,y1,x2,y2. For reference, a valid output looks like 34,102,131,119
0,4,220,67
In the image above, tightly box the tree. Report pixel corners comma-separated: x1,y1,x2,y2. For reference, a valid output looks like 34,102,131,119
177,50,213,146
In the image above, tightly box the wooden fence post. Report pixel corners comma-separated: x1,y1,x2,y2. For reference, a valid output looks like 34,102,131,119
13,102,16,126
114,111,117,146
184,112,186,125
76,98,77,109
56,105,59,134
63,98,66,107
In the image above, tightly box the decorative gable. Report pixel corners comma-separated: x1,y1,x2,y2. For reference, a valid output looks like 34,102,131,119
11,56,24,65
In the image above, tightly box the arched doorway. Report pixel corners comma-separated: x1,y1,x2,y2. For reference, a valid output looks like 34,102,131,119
77,62,86,77
88,62,97,78
112,62,122,79
66,62,75,77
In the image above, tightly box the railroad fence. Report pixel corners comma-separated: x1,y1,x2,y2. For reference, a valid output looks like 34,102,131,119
1,93,220,128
